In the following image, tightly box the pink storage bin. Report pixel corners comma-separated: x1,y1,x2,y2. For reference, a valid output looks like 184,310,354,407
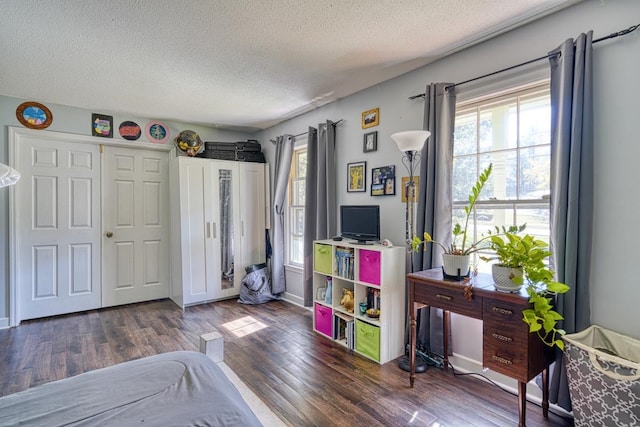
359,249,381,285
314,303,333,337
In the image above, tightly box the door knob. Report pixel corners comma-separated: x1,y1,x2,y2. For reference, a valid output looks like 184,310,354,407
105,231,113,238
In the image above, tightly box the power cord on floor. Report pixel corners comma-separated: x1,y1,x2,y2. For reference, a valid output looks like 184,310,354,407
445,361,574,421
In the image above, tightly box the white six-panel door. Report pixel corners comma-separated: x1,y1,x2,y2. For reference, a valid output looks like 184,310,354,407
101,146,170,307
13,133,102,320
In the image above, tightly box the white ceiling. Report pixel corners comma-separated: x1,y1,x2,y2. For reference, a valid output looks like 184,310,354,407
0,0,580,132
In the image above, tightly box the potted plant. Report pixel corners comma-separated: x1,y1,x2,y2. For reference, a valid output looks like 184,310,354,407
482,232,570,349
410,164,522,277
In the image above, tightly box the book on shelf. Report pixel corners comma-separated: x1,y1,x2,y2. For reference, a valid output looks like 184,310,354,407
335,247,354,279
333,312,354,349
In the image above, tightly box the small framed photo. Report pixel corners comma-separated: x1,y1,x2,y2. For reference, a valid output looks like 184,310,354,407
401,176,419,202
361,108,379,129
92,113,113,138
347,161,366,193
363,131,377,153
371,165,395,196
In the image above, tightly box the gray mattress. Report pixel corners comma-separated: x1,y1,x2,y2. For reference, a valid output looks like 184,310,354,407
0,351,263,427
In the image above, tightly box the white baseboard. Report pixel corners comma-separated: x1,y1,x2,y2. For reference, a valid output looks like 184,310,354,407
280,292,306,308
0,317,9,329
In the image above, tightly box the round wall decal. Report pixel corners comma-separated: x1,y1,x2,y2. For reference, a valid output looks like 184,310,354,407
16,101,52,130
145,121,170,144
119,121,141,140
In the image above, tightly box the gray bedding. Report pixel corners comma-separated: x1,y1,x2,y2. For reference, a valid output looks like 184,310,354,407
0,351,263,426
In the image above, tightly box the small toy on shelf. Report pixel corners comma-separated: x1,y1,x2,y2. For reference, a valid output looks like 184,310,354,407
341,288,354,313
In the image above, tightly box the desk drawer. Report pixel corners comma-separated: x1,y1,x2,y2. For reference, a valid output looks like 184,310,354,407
483,298,528,323
413,282,482,318
483,321,530,380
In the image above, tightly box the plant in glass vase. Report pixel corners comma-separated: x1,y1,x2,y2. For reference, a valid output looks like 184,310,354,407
481,232,570,349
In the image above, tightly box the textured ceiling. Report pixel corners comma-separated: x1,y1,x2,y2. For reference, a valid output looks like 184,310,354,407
0,0,579,132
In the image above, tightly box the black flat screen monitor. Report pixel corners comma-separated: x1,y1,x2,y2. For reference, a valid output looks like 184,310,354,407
340,205,380,244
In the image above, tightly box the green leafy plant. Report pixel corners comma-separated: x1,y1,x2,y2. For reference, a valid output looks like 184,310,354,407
482,233,570,350
411,164,493,255
411,164,522,255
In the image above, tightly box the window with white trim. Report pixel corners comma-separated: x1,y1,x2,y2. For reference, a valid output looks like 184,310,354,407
453,82,551,272
288,146,307,266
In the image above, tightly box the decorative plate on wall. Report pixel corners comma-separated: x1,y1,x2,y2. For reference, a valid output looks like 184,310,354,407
145,121,170,144
16,101,52,130
119,121,142,140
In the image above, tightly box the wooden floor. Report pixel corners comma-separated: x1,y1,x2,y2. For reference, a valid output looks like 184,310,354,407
0,299,574,426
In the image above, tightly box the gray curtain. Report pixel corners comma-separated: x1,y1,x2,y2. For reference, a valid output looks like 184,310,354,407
547,32,594,411
303,121,337,306
413,83,456,356
271,135,295,294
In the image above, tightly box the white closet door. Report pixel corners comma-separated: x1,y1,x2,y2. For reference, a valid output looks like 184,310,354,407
102,146,170,307
176,158,220,305
14,137,101,320
214,161,241,298
238,162,266,268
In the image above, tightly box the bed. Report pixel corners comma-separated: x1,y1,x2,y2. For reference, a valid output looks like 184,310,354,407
0,351,263,426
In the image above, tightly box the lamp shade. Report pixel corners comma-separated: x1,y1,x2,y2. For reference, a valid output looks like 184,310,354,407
391,130,431,152
0,163,20,188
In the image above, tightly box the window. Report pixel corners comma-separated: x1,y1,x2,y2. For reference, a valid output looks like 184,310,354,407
453,82,551,272
288,146,307,266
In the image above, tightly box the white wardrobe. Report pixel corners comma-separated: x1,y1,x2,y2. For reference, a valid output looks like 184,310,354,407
170,155,269,307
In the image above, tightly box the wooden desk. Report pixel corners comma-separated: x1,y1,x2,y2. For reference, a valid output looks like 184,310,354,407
407,269,554,427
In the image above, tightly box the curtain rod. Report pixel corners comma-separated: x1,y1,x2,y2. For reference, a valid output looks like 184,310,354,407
269,119,343,144
408,23,639,100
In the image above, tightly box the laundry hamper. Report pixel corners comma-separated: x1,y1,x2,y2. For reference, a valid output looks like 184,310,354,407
562,325,640,426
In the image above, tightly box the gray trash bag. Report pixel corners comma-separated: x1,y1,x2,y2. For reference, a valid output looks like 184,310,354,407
238,263,281,304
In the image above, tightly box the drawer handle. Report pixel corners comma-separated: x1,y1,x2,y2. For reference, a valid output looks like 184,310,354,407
436,294,452,301
492,355,513,365
491,333,513,342
492,307,513,315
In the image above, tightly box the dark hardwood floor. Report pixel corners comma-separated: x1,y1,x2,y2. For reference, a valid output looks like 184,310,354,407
0,299,574,426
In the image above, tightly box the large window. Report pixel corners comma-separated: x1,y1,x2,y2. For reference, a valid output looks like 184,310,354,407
453,82,551,272
288,146,307,266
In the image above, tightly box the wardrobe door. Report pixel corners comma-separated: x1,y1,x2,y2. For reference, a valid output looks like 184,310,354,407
175,158,218,305
214,161,241,299
238,162,266,269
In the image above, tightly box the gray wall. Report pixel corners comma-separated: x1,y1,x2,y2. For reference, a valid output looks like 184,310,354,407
0,95,253,324
260,0,640,350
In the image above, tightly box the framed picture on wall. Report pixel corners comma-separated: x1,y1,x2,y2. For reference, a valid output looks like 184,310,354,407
363,131,377,153
361,108,379,129
15,101,52,130
371,165,395,196
401,176,419,202
347,161,366,192
92,113,113,138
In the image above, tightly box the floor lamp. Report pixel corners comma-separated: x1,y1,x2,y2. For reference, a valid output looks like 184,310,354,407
391,130,430,373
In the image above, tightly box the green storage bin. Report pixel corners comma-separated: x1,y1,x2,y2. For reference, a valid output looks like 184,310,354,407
314,243,332,274
356,319,380,362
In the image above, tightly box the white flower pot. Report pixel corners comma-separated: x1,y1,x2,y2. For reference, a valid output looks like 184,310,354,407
442,254,470,278
492,264,524,292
